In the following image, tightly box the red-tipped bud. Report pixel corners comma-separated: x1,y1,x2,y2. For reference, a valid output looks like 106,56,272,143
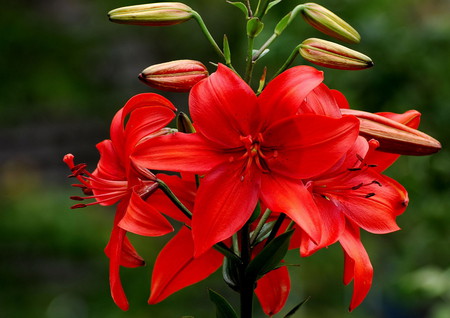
300,3,360,43
139,60,208,92
342,109,441,156
108,2,194,26
299,38,373,70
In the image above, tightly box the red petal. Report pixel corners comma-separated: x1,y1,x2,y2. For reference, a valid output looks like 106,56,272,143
331,89,350,109
255,266,291,316
104,233,145,268
91,140,128,206
124,106,175,158
132,132,226,174
94,140,125,181
118,190,174,236
110,93,176,157
104,200,145,268
105,201,130,310
192,162,260,256
311,192,346,252
258,65,323,127
190,64,259,147
299,83,342,118
263,114,360,179
333,171,407,234
149,227,223,304
339,222,373,311
260,174,321,245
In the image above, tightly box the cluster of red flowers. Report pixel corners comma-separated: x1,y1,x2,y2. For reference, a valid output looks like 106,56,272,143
64,63,439,315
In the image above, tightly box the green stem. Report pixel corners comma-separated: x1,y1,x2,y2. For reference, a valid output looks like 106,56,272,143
192,11,225,60
255,0,270,18
252,33,277,61
245,0,253,17
249,208,272,245
157,178,192,219
239,224,254,318
232,233,240,256
244,35,256,84
272,44,301,79
285,220,295,232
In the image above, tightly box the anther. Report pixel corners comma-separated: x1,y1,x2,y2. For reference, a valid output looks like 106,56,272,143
71,203,87,209
365,193,376,198
351,183,364,190
371,180,382,187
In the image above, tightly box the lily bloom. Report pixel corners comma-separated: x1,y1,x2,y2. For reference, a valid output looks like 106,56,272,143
64,93,177,310
132,64,360,257
298,136,409,311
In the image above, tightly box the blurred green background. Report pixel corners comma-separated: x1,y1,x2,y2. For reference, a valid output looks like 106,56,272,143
1,0,449,317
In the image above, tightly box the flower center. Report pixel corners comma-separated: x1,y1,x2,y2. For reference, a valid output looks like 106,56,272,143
239,133,272,177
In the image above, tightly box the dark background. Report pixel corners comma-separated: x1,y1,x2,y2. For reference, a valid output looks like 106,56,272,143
1,0,449,317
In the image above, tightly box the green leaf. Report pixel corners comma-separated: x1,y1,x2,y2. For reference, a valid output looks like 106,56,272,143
222,256,241,292
223,35,231,65
245,230,293,279
283,296,311,318
226,1,248,17
208,289,238,318
266,0,283,13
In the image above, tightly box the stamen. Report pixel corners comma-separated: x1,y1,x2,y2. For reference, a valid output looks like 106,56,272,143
371,180,382,187
351,183,364,190
365,193,376,198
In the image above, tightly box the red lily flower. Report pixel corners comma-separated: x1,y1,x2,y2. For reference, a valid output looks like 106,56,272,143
298,136,408,310
132,64,360,256
64,93,177,310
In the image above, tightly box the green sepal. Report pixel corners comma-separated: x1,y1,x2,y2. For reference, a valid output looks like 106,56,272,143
266,0,283,13
274,4,304,35
222,256,241,292
252,48,270,61
223,35,231,65
226,1,248,17
208,288,238,318
247,17,264,38
245,230,293,279
283,296,311,318
275,13,292,35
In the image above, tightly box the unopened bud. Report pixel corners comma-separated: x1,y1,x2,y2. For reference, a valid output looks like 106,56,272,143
342,109,441,156
139,60,208,92
299,38,373,70
300,3,360,43
176,112,196,133
108,2,193,26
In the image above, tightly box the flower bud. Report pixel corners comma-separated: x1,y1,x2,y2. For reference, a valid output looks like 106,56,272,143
342,109,441,156
139,60,208,92
108,2,194,26
299,38,373,70
176,112,196,133
300,3,360,43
